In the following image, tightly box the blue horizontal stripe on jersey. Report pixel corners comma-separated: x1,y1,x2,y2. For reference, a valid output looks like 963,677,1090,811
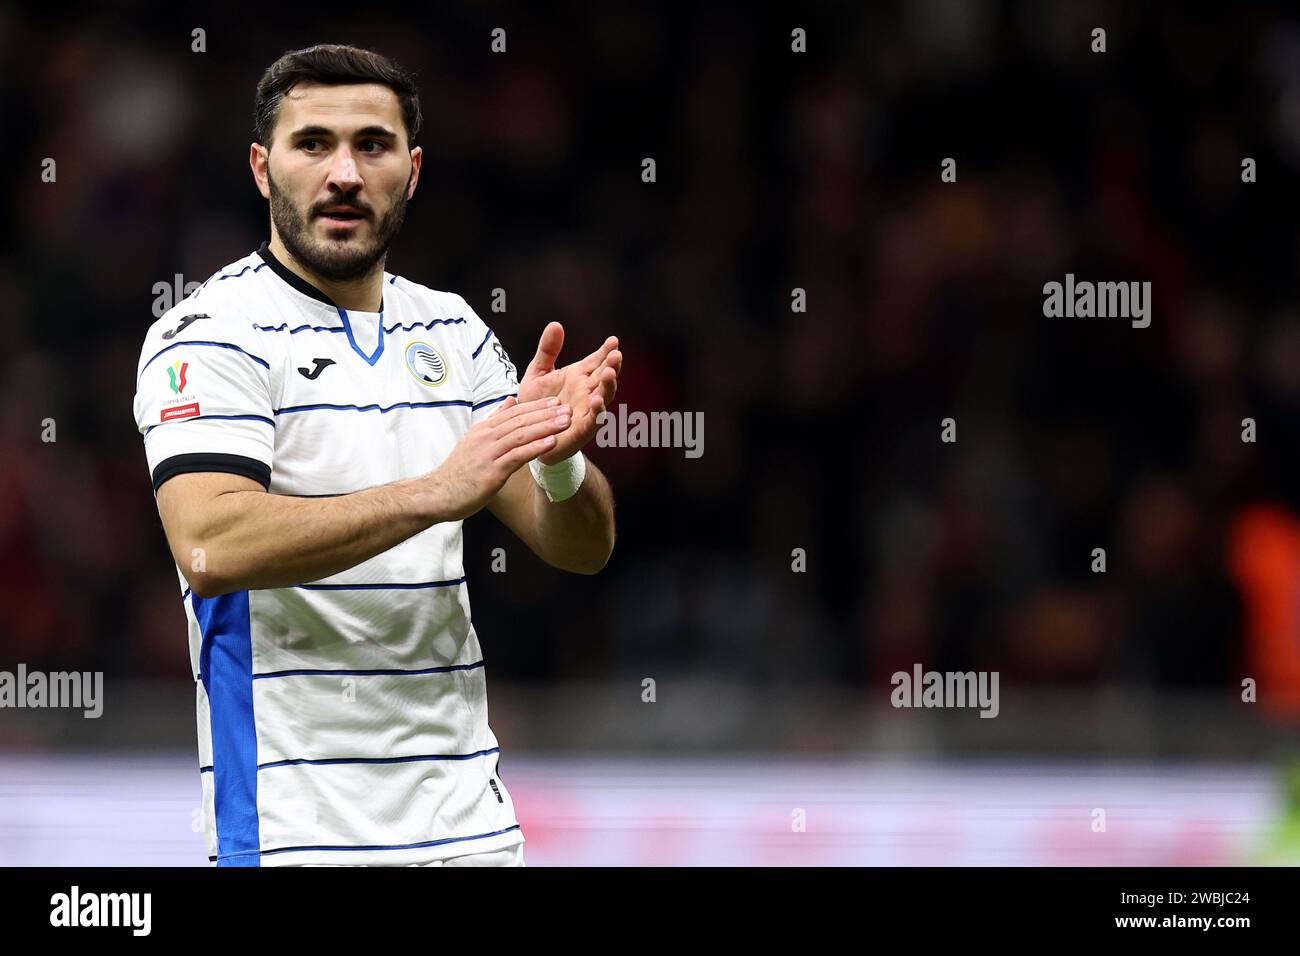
144,413,275,435
384,317,467,333
253,322,346,333
215,262,266,283
293,576,467,590
139,340,271,378
209,824,522,861
472,392,517,411
274,399,473,415
257,747,500,771
471,328,494,358
198,745,499,775
252,660,485,679
201,662,484,684
198,260,266,293
251,318,466,334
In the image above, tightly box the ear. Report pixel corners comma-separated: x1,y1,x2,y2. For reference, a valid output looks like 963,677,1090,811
250,143,271,200
407,146,423,200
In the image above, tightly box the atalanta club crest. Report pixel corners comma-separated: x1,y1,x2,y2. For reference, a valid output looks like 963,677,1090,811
404,341,449,387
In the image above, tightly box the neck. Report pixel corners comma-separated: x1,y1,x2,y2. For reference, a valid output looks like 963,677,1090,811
268,233,384,312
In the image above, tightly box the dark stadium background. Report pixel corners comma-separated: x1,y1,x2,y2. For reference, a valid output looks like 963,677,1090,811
2,1,1299,864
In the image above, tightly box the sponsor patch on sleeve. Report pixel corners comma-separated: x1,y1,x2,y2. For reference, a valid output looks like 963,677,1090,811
160,402,201,423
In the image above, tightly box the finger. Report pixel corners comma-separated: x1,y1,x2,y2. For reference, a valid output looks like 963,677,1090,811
575,336,619,375
588,350,621,383
495,419,566,459
482,394,522,422
524,322,565,379
486,396,557,424
499,432,561,471
494,402,570,436
582,357,620,399
597,366,618,404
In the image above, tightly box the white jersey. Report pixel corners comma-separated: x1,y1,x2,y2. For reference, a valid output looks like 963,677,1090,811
132,241,524,866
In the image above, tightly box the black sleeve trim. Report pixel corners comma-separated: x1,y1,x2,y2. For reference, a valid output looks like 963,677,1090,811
152,453,271,493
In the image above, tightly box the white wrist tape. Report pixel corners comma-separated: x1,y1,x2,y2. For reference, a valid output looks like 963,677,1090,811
529,452,587,502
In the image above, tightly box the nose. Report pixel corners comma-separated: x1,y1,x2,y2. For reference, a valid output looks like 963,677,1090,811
325,145,363,192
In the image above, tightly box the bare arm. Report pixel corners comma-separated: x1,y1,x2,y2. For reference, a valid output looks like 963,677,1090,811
485,322,622,573
157,396,570,597
487,457,615,574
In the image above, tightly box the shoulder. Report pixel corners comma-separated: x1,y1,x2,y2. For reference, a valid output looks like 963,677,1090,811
137,287,279,377
383,274,496,349
137,262,281,378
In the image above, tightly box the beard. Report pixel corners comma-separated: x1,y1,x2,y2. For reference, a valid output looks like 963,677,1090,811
268,168,410,283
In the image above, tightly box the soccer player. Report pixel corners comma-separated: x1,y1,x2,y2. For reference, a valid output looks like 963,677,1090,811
132,44,621,866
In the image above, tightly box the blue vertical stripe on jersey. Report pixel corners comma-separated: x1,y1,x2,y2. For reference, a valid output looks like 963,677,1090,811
193,590,261,867
337,307,386,366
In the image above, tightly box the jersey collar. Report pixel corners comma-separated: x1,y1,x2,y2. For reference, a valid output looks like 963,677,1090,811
256,240,384,313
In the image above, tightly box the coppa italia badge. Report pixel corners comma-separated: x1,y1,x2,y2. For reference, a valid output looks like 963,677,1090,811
167,360,188,393
160,360,200,422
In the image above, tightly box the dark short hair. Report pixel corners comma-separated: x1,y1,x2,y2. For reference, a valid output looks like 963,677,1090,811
253,44,423,149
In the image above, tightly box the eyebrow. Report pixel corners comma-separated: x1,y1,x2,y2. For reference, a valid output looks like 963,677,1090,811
288,125,399,140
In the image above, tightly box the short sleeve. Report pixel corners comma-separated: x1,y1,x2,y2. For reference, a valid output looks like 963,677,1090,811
133,310,277,493
462,296,519,422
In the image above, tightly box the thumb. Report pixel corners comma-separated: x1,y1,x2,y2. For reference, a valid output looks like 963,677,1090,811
525,322,564,378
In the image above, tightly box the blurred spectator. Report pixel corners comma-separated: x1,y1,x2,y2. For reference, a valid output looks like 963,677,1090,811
0,3,1292,717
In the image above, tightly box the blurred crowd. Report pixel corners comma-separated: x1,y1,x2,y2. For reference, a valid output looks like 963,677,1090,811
3,2,1300,712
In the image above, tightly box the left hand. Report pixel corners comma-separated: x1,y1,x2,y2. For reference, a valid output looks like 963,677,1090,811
516,322,621,465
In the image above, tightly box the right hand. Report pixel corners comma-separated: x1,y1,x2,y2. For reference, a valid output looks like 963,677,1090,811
427,396,570,521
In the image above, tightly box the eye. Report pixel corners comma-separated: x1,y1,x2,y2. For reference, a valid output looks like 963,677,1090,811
298,139,324,152
359,139,386,153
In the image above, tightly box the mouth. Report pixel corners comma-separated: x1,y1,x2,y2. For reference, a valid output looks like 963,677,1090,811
317,208,367,229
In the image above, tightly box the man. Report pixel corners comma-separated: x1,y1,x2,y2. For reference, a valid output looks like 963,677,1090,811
132,44,620,866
